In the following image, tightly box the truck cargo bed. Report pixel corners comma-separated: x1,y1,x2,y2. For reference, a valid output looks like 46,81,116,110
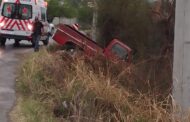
53,24,103,53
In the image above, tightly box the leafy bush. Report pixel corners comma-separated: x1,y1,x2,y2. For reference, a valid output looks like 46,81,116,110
78,5,93,27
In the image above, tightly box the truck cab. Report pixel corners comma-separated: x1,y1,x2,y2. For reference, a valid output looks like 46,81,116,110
53,24,132,64
104,39,132,64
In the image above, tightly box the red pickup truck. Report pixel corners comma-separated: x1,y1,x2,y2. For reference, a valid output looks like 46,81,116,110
52,24,132,64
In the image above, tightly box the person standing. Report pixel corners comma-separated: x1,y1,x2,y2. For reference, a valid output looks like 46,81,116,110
32,17,44,52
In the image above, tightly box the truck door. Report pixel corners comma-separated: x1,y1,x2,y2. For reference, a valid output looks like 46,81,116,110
40,7,49,40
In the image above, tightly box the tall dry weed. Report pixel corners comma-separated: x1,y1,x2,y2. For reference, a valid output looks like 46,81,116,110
16,49,180,122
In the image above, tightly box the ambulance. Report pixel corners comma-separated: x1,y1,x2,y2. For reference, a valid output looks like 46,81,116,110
0,0,50,46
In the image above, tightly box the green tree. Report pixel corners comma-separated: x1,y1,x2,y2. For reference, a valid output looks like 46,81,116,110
46,0,94,24
61,0,78,18
97,0,175,59
47,0,63,20
77,2,93,26
97,0,152,58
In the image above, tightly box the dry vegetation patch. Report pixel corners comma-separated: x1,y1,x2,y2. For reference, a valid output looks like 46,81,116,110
12,48,179,122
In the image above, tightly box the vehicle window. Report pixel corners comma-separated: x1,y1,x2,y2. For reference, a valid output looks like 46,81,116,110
2,3,15,18
19,4,32,19
2,3,32,19
41,7,46,21
111,43,128,60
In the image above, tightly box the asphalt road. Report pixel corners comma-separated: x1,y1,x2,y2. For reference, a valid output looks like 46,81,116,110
0,40,33,122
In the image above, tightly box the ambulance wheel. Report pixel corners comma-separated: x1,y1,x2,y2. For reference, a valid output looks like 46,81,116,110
31,40,35,47
0,38,6,46
14,39,20,47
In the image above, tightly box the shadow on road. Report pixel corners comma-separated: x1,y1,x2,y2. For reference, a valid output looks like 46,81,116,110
13,43,33,48
0,42,34,57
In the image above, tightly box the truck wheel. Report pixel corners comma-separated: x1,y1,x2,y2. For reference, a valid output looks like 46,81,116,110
51,28,55,36
42,37,49,46
42,39,49,46
63,43,76,51
0,38,6,46
64,43,83,57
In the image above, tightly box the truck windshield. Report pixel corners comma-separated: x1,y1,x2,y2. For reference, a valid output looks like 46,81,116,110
2,3,32,19
111,44,128,60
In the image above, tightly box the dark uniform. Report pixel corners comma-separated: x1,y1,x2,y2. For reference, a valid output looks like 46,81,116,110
33,18,43,51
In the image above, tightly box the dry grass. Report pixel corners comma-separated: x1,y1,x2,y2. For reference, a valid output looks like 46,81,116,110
10,97,26,122
12,48,184,122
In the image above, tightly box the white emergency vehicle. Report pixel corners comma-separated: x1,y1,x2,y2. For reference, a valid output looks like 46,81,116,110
0,0,50,46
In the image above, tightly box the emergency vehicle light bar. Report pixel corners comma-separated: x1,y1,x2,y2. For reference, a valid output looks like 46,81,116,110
3,0,8,2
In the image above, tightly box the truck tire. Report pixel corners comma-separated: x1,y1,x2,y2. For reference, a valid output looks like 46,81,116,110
63,43,76,51
42,38,49,46
42,34,50,46
0,38,6,46
51,28,55,36
63,43,83,57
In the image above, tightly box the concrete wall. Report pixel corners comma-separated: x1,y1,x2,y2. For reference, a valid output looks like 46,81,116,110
173,0,190,115
52,17,77,25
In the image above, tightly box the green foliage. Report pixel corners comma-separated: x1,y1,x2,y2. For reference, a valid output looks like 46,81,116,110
64,0,82,8
47,0,63,19
78,5,93,25
97,0,161,58
47,0,77,19
47,0,94,23
21,99,55,122
62,5,78,18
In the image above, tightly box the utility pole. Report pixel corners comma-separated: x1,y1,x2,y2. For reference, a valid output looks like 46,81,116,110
89,0,97,41
173,0,190,117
